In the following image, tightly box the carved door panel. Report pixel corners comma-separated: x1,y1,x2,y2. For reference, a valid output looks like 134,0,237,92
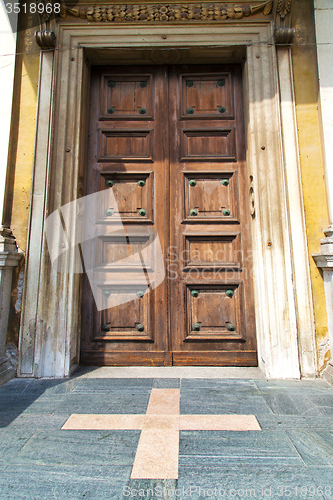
81,64,257,366
80,66,170,365
168,65,257,365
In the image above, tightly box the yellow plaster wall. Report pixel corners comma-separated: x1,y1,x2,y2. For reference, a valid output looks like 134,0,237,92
9,14,40,252
5,13,39,348
292,0,330,370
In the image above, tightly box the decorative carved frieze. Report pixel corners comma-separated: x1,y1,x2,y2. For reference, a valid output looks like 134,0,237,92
60,1,273,22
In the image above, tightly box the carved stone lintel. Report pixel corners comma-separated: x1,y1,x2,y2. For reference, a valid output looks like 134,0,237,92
60,1,273,23
35,30,56,49
274,27,295,45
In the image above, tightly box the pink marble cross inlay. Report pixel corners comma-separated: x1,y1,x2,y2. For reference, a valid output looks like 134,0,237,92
62,388,261,479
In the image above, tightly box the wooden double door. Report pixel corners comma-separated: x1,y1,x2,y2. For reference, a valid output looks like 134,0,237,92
81,64,257,366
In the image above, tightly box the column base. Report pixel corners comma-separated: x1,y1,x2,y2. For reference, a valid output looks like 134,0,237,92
313,226,333,373
0,227,23,384
322,359,333,386
0,357,15,386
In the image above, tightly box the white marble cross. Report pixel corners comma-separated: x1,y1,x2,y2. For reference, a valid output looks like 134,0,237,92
62,388,261,479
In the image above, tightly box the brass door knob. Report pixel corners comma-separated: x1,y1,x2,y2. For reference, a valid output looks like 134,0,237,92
189,179,197,187
222,209,230,216
226,290,234,298
139,108,146,114
190,209,198,216
139,209,146,216
221,179,229,186
191,290,199,297
136,324,144,332
219,107,226,113
192,323,201,331
138,180,146,187
187,108,194,114
227,323,236,331
106,180,114,187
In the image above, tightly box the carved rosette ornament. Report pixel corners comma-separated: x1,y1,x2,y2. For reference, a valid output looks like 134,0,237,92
276,0,291,19
60,1,273,22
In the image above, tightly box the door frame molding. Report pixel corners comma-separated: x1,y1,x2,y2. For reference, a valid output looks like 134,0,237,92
18,21,316,378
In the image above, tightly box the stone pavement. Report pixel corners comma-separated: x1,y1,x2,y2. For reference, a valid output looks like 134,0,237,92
0,367,333,499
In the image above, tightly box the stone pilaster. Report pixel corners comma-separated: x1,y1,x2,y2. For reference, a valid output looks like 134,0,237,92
0,227,22,385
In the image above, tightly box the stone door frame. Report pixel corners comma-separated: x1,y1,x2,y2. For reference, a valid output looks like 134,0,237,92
18,20,317,378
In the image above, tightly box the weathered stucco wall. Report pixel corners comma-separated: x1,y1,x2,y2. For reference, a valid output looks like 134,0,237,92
292,0,330,370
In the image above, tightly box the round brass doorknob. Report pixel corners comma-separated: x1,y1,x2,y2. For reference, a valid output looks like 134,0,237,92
106,208,113,216
102,324,110,331
139,209,146,216
138,180,146,187
192,323,201,331
223,209,230,216
191,290,199,297
136,291,144,298
189,179,197,187
106,180,114,187
221,179,229,186
190,209,198,216
226,290,234,298
227,323,236,331
136,324,144,332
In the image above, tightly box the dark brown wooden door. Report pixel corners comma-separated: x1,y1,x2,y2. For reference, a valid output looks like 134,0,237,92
81,64,257,366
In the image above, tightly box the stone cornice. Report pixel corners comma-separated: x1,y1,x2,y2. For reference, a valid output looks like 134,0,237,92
60,0,273,22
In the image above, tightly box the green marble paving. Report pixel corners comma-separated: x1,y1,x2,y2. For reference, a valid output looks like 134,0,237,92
0,376,332,499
